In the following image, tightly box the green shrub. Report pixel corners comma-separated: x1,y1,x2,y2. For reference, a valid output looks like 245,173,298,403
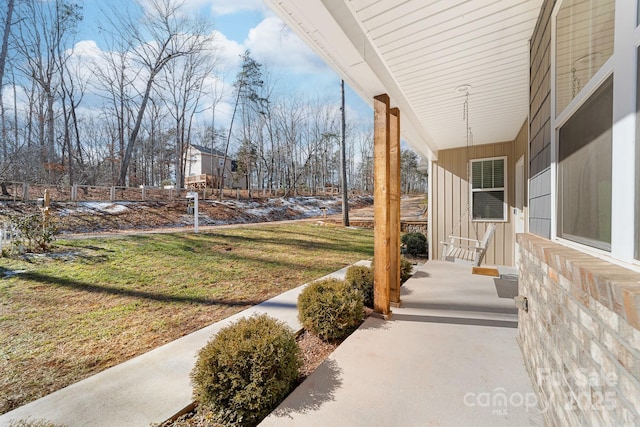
191,314,301,427
400,257,414,284
345,265,374,308
298,278,364,342
401,232,427,256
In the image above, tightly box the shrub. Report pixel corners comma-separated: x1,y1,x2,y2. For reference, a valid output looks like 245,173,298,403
345,265,374,308
400,257,414,284
371,256,414,286
191,314,301,427
298,278,364,342
401,232,427,256
8,213,58,254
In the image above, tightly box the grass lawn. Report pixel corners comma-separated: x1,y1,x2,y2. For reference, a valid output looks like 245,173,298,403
0,223,373,414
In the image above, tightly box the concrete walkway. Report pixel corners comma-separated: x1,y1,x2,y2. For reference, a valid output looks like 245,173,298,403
261,261,544,426
0,262,367,427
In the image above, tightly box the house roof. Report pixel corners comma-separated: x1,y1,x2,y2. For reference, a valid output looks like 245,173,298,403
189,144,227,158
264,0,544,161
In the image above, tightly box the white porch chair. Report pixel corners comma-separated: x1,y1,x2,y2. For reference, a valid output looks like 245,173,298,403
440,223,497,267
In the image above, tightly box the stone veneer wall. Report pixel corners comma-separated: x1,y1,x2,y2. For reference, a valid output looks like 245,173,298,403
517,233,640,425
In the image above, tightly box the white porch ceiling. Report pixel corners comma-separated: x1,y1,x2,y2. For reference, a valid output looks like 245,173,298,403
265,0,544,161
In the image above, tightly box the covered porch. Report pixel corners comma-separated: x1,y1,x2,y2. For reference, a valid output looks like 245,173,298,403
261,261,543,426
266,0,640,425
264,0,543,316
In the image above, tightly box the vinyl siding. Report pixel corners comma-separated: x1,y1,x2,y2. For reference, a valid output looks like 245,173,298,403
431,121,528,266
528,0,555,238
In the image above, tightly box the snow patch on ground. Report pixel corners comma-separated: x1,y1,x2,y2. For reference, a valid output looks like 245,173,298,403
2,269,26,279
59,202,130,215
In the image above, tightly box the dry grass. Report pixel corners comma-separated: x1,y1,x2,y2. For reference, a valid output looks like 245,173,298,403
0,223,373,414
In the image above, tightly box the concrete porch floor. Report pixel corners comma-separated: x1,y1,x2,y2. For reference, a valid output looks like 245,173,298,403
261,260,544,426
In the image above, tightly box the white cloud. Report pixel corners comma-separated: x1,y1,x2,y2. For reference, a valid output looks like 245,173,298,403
245,16,328,76
204,0,268,16
209,30,244,70
70,40,102,59
1,84,28,113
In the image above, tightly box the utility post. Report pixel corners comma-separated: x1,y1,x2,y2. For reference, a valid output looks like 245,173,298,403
340,80,349,226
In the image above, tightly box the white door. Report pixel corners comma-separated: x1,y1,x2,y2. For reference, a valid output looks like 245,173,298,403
514,156,525,266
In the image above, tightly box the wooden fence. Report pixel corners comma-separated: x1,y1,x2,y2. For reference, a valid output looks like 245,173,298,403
332,218,427,235
0,182,368,203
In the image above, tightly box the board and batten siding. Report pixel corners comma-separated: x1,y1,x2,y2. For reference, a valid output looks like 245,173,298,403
431,121,528,267
528,0,555,239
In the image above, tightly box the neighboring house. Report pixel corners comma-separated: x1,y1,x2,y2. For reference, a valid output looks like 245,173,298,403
185,144,247,190
267,0,640,424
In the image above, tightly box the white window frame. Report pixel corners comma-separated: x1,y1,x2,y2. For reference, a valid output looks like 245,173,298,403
469,156,508,223
550,0,639,267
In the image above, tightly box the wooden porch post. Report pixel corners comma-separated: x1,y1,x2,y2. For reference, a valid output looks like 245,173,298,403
389,107,401,306
373,94,391,318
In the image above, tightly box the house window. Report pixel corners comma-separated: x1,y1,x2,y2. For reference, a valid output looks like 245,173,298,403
556,0,615,116
470,157,506,221
558,76,613,251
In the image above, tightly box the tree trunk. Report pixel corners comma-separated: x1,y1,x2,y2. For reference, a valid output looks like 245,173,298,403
220,88,242,200
46,91,55,183
118,72,156,186
0,0,14,160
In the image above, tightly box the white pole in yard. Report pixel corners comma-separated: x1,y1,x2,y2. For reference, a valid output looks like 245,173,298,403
187,191,199,233
194,192,199,233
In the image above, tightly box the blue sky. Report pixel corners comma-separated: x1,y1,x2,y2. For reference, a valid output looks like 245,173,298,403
73,0,374,132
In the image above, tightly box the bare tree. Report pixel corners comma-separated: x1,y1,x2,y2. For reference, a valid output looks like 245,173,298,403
0,0,16,164
158,39,217,188
13,0,82,183
401,149,428,194
220,50,264,199
58,41,88,185
103,0,213,186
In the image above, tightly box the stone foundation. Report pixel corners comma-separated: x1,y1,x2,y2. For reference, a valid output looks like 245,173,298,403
517,233,640,425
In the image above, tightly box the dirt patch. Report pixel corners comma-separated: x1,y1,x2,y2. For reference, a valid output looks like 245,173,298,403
0,196,374,235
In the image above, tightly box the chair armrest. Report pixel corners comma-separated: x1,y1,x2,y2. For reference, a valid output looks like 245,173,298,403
447,236,480,243
442,240,477,250
447,237,481,248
